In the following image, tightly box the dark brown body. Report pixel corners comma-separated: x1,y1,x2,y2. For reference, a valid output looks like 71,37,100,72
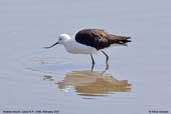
75,29,131,50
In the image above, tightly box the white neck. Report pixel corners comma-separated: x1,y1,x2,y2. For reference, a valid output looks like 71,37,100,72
62,35,97,54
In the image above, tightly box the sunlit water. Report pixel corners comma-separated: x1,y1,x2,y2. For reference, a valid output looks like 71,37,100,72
0,0,171,113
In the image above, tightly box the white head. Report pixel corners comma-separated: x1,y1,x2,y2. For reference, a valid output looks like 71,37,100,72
44,33,71,49
58,34,71,44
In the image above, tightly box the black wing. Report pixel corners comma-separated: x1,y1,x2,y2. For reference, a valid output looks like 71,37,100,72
75,29,110,50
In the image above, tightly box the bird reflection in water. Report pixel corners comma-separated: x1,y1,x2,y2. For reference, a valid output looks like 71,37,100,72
57,70,131,96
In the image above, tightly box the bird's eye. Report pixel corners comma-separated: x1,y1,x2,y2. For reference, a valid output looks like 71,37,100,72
59,38,62,41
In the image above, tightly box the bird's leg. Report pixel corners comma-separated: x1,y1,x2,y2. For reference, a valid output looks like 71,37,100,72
90,54,95,71
101,51,109,70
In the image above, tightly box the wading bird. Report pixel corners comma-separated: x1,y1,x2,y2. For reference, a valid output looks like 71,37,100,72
45,29,131,71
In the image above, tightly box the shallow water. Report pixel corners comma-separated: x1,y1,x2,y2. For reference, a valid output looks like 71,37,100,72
0,0,171,113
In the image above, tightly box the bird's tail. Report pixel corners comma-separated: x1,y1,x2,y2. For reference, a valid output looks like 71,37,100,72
109,35,131,46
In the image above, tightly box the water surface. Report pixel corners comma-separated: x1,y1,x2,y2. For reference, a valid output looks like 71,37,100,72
0,0,171,113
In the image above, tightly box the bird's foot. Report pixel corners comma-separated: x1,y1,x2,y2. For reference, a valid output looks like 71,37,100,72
105,64,109,70
91,64,95,72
